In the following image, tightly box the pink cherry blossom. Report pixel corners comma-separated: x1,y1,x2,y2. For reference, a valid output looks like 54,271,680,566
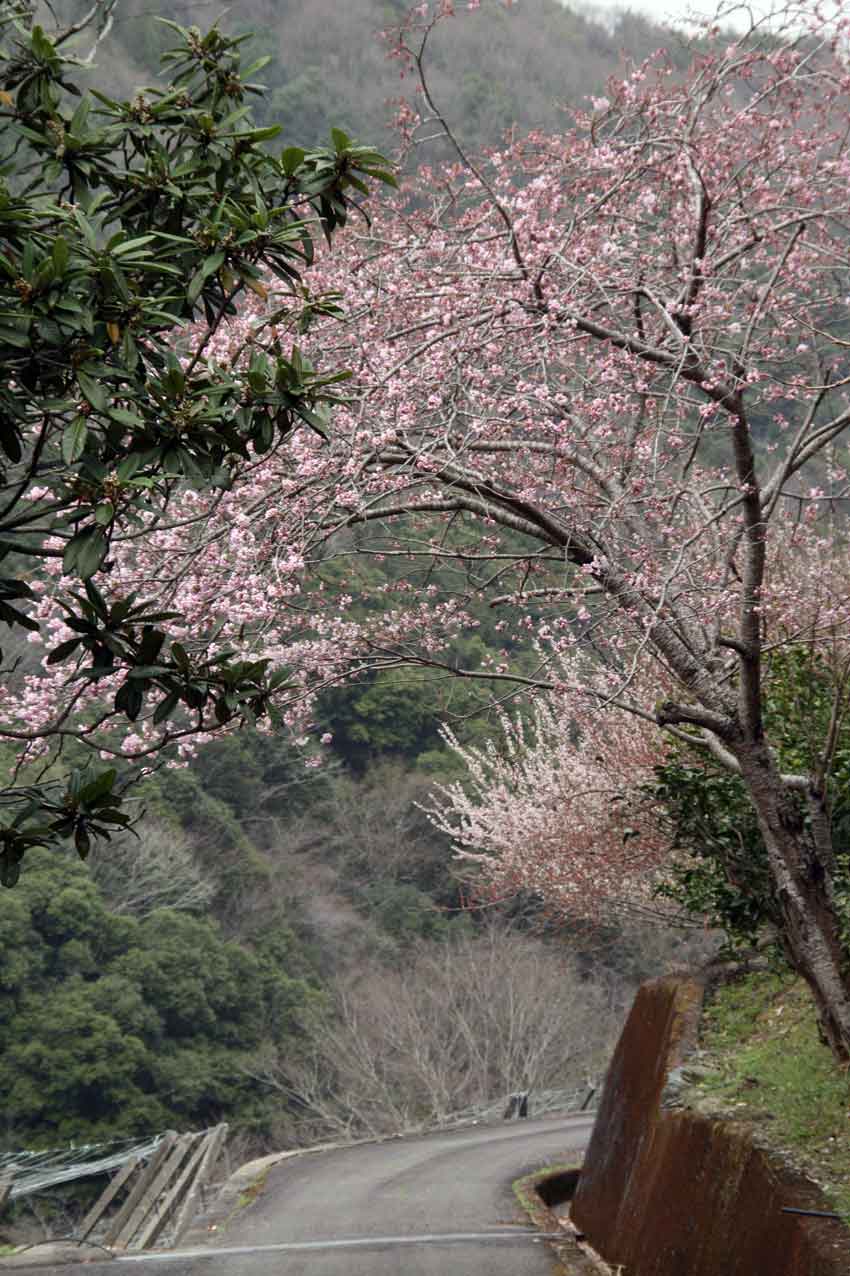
15,0,850,1055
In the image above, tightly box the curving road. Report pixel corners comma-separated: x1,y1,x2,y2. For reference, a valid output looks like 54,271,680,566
18,1113,594,1275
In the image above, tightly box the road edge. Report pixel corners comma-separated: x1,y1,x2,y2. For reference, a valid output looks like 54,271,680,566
183,1110,597,1248
513,1165,609,1276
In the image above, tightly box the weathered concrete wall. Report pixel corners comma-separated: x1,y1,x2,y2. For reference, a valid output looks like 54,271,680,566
571,976,850,1276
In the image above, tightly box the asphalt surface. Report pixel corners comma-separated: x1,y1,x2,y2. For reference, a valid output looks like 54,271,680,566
14,1113,595,1276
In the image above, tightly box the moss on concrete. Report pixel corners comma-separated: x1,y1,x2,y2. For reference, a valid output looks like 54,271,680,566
571,974,850,1276
512,1165,602,1276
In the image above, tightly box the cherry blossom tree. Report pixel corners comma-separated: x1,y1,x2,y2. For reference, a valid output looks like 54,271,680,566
329,0,850,1060
18,0,850,1056
424,663,672,921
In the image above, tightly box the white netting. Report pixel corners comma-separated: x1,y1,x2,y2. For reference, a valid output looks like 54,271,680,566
0,1133,166,1199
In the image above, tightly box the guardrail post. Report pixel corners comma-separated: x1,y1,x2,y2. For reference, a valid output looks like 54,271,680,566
103,1133,178,1248
117,1134,194,1250
77,1157,141,1242
0,1174,13,1214
503,1090,530,1119
132,1134,202,1250
171,1124,229,1245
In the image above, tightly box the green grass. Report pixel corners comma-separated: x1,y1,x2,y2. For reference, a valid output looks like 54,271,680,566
695,971,850,1223
234,1164,271,1212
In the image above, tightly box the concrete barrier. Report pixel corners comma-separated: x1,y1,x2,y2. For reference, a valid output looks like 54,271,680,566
571,976,850,1276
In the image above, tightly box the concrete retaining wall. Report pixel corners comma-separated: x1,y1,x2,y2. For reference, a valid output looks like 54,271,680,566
571,976,850,1276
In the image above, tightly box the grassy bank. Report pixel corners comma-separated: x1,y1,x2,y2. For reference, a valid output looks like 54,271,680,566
690,970,850,1223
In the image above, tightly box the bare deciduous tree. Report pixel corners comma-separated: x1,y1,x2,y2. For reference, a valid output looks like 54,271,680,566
247,924,626,1141
88,819,215,918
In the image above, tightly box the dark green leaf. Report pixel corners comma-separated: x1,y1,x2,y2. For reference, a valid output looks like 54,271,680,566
61,416,88,464
281,146,305,176
63,527,108,579
74,822,91,858
0,853,21,888
153,689,181,725
79,769,117,805
171,641,190,671
114,679,144,720
187,251,225,304
51,238,70,274
46,637,82,665
76,370,108,413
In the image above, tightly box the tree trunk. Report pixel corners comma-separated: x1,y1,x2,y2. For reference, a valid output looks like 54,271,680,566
736,741,850,1063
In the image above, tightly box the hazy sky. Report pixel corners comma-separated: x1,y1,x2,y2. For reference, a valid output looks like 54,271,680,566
589,0,836,33
575,0,788,30
592,0,711,19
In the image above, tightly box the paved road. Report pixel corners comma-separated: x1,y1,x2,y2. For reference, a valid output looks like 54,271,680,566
17,1113,594,1276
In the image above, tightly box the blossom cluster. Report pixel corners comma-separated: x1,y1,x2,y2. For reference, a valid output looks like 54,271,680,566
16,2,850,837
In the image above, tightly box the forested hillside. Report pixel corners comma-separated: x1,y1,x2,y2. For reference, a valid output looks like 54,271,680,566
72,0,689,153
0,0,722,1238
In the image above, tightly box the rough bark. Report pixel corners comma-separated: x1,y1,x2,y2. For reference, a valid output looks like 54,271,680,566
736,740,850,1063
